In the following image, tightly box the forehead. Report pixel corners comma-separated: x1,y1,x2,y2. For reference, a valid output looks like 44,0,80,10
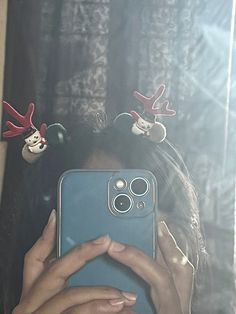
82,150,124,169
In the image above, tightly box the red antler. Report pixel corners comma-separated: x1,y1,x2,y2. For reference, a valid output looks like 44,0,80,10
3,121,25,137
2,101,35,138
133,85,176,116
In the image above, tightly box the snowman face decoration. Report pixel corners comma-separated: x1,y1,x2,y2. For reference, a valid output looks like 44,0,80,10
24,130,42,146
132,116,154,136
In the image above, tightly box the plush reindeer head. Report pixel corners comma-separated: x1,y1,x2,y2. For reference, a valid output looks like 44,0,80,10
130,85,176,142
113,85,176,143
2,101,48,162
2,101,66,163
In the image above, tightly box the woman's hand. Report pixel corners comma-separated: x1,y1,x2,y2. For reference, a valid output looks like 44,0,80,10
108,221,194,314
13,210,137,314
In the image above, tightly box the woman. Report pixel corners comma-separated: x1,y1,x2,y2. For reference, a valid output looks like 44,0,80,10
0,123,206,313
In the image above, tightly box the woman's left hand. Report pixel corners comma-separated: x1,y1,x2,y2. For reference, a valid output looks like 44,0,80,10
108,221,194,314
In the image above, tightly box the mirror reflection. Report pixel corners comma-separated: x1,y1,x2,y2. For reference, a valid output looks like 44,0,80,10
0,1,235,313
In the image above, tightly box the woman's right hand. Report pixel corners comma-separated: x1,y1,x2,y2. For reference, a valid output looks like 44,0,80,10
13,210,137,314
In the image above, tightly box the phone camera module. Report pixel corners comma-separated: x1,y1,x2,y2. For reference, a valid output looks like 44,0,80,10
113,194,132,213
130,177,149,196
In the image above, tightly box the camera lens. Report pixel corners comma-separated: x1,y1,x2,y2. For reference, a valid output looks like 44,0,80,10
113,194,132,213
130,177,149,196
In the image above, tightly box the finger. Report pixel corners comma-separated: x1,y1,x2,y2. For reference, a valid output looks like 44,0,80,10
156,246,168,270
108,240,163,287
118,309,138,314
61,299,127,314
157,221,194,314
21,210,56,297
158,221,194,282
22,235,112,312
157,221,194,273
33,287,137,314
108,240,182,311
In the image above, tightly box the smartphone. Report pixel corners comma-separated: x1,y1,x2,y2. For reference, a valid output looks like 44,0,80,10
58,169,157,313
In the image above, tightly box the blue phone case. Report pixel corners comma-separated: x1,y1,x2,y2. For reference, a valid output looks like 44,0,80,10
58,169,157,313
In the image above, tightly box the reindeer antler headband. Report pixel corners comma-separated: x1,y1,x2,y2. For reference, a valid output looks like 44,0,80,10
132,84,175,119
2,101,47,138
114,84,176,143
2,85,174,162
2,101,67,163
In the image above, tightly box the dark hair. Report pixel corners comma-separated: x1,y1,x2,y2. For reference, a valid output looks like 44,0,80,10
92,126,206,267
93,126,208,313
0,123,207,313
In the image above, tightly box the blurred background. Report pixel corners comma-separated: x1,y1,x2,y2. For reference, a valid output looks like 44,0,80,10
0,0,236,313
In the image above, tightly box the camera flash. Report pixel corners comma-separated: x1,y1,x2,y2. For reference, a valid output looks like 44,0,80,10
115,179,126,190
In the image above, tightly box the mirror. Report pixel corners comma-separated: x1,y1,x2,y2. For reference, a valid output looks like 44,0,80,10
0,1,235,313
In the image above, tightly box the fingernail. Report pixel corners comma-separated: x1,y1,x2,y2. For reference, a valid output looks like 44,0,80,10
93,234,110,244
158,221,169,237
109,298,125,306
48,209,56,226
42,210,56,237
109,241,125,252
121,291,137,301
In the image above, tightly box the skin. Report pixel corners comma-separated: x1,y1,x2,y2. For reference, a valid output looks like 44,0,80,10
13,151,194,314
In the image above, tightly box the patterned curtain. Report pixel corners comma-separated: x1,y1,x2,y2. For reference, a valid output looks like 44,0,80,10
36,0,111,129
